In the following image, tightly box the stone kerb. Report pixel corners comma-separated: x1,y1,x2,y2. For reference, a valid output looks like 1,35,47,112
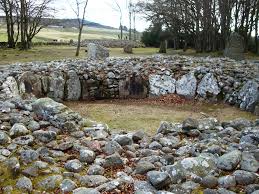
0,55,258,115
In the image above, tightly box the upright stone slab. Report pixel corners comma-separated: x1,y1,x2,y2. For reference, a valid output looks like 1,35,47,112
149,74,176,96
18,72,42,98
1,76,19,99
48,72,65,102
87,43,109,59
224,32,245,61
176,73,197,98
197,73,220,99
238,80,259,112
66,70,81,101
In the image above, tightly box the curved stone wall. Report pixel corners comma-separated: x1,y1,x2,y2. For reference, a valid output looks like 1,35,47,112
0,55,258,115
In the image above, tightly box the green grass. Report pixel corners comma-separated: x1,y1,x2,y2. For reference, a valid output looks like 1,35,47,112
0,25,130,42
65,100,257,134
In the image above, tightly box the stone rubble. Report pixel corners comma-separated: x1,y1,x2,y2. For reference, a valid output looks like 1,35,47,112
0,55,258,193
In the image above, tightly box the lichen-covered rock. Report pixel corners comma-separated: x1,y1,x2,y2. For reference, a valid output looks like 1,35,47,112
217,150,242,171
1,76,19,99
88,43,109,59
18,71,42,98
37,175,63,191
66,70,81,101
238,81,259,112
32,98,83,131
162,154,217,183
0,131,11,145
147,171,171,189
149,74,176,96
16,176,33,192
197,73,220,98
176,73,197,98
48,71,65,101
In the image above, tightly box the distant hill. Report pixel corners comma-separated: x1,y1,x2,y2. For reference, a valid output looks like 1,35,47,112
41,18,118,30
0,16,118,30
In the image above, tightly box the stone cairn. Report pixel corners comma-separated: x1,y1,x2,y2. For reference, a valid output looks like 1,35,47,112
0,55,258,193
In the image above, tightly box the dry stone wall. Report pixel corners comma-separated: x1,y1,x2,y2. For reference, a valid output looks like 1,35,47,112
0,55,259,115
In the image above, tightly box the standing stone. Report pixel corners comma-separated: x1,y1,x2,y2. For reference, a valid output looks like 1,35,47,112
124,44,133,54
66,70,81,101
149,74,176,96
87,43,109,59
224,32,245,60
176,73,197,98
1,77,19,99
238,80,259,112
48,72,65,101
197,73,220,98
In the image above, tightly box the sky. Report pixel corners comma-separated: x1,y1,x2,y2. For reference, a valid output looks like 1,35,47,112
55,0,150,32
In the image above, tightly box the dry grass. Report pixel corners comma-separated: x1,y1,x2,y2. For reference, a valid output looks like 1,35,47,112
65,100,257,134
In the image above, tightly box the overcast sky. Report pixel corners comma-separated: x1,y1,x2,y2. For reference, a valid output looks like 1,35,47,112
55,0,149,31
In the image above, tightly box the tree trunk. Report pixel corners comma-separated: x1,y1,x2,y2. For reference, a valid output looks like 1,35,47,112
159,40,167,53
76,26,83,57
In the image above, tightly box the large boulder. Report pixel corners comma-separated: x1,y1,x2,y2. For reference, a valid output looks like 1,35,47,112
224,32,245,60
197,73,220,98
123,44,133,54
176,73,197,98
238,80,259,112
149,74,176,96
1,76,19,99
66,70,81,101
18,72,42,98
87,43,109,59
48,71,65,101
32,98,83,132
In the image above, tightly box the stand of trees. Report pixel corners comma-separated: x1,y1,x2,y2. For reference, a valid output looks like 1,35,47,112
138,0,259,53
0,0,54,50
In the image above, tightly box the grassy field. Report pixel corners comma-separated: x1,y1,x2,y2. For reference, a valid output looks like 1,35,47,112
0,46,159,65
66,100,257,133
0,24,129,42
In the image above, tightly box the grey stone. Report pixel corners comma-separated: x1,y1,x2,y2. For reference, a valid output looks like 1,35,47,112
0,131,10,145
60,179,77,193
20,149,39,164
16,176,33,192
147,171,171,189
66,70,81,101
79,149,96,164
10,123,29,137
27,120,40,131
103,141,123,155
33,130,57,143
87,164,104,175
48,71,65,101
79,175,108,187
1,76,19,99
217,150,242,171
73,187,101,194
37,175,63,191
149,74,176,96
103,153,124,167
88,43,109,59
176,73,197,98
113,134,133,146
134,161,156,175
233,170,256,185
12,135,34,145
238,81,259,112
224,32,245,60
201,175,218,189
240,152,259,172
218,175,236,189
134,180,157,193
64,159,83,173
197,73,220,98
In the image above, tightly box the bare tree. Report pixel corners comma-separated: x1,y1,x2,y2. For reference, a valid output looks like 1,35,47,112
107,0,123,39
69,0,89,56
0,0,19,48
